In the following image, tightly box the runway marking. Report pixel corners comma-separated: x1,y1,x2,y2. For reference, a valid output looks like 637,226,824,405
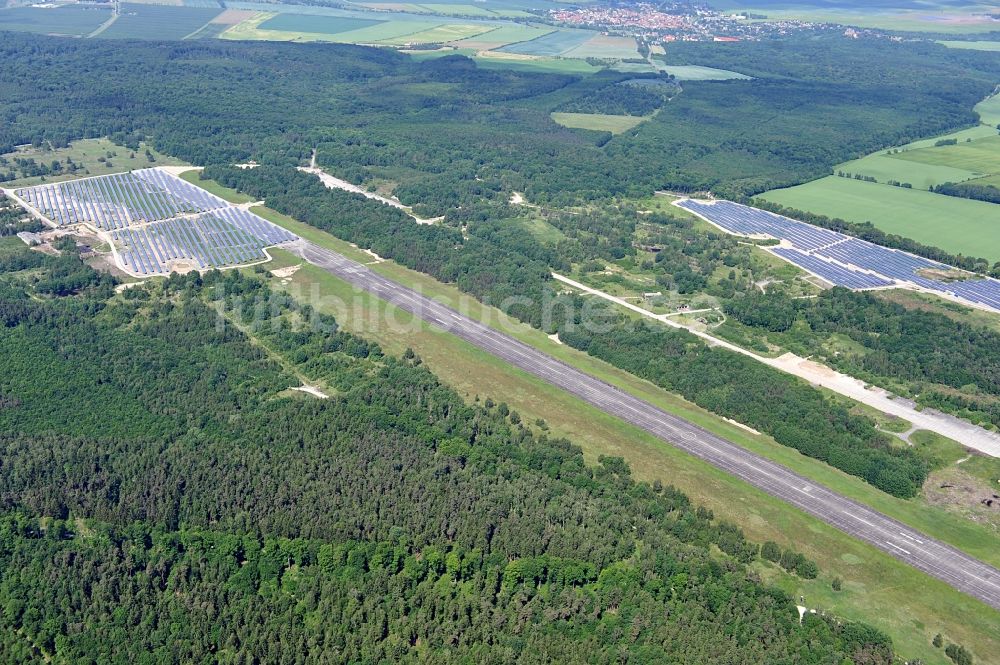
886,541,911,556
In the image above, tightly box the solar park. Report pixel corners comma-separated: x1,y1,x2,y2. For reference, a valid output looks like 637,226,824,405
13,169,297,276
677,199,1000,313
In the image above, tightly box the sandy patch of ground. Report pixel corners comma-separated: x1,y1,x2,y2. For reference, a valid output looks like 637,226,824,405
291,384,328,399
114,281,144,293
270,264,302,278
925,465,1000,531
724,417,761,435
165,259,198,275
548,332,562,345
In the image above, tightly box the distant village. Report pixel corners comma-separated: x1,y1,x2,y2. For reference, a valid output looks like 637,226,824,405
547,2,877,42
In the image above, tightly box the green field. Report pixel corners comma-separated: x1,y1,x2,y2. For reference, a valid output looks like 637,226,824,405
939,40,1000,51
450,23,552,47
894,134,1000,174
835,152,983,190
97,3,222,39
761,176,1000,261
223,13,445,43
0,5,111,36
471,54,601,74
319,18,443,43
977,93,1000,127
550,112,647,134
417,3,496,17
657,64,752,80
0,138,186,187
258,14,383,35
379,22,491,45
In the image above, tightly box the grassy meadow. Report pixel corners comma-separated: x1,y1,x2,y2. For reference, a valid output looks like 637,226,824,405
550,112,648,134
1,138,186,187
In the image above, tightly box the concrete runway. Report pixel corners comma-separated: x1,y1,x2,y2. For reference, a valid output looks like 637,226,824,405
290,239,1000,612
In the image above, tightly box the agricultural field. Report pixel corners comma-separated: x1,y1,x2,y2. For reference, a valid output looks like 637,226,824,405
656,64,752,80
760,176,1000,261
561,34,638,60
550,112,647,134
471,52,601,74
257,14,383,34
497,28,594,56
976,93,1000,127
450,23,553,49
97,3,223,40
379,22,491,45
416,4,497,17
0,5,111,36
0,138,186,187
223,13,439,43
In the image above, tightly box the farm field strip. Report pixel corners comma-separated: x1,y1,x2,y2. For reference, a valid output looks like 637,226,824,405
257,13,383,35
654,64,752,80
561,34,638,60
677,198,1000,313
0,5,112,36
95,3,223,39
378,22,491,45
10,169,297,276
550,112,647,134
449,23,553,48
496,28,594,56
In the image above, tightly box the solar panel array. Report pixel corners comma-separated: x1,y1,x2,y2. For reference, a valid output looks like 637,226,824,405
15,170,228,230
113,209,296,275
14,169,298,276
677,199,1000,312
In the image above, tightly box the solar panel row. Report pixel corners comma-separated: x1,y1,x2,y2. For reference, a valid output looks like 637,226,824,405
14,168,298,276
677,199,1000,312
772,248,893,290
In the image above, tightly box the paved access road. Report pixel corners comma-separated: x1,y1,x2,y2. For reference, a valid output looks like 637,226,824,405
290,239,1000,612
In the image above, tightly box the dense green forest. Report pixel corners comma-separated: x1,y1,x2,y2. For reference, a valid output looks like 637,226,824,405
1,32,997,208
0,247,893,663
